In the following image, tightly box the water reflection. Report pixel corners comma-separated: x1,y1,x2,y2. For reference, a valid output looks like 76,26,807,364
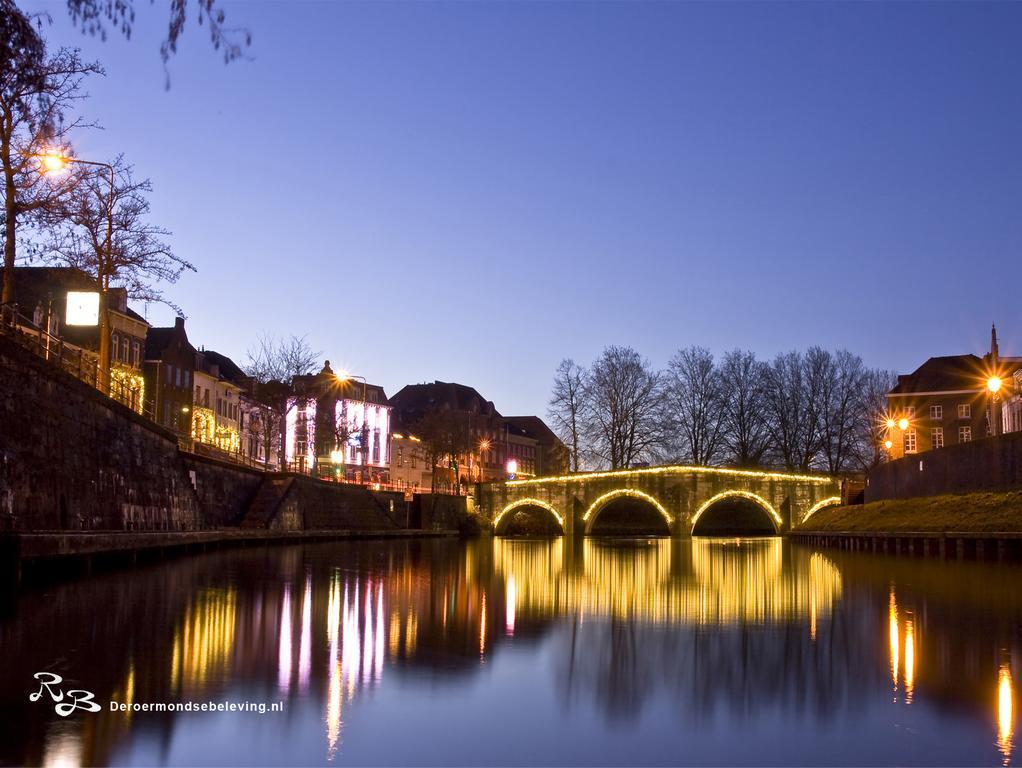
0,537,1020,766
1001,664,1015,765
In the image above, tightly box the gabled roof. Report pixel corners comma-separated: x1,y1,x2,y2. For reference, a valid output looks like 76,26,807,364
889,354,988,395
389,381,501,419
505,415,562,446
199,349,248,383
144,318,193,360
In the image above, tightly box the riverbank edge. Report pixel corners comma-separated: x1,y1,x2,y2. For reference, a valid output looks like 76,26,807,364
1,528,460,565
790,489,1022,558
794,490,1022,534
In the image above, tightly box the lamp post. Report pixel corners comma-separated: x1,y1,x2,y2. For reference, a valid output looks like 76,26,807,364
34,150,116,395
988,375,1003,437
477,438,491,483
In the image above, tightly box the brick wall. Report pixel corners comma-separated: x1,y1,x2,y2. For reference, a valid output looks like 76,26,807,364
865,431,1022,501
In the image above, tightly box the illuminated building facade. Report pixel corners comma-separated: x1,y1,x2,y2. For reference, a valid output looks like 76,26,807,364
197,349,278,466
192,349,244,456
143,316,195,434
886,326,1021,459
285,361,392,481
388,380,565,491
8,267,149,414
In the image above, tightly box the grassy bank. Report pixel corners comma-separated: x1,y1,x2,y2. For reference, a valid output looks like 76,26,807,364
796,491,1022,533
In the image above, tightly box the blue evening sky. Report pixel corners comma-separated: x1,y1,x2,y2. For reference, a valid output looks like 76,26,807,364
29,1,1022,416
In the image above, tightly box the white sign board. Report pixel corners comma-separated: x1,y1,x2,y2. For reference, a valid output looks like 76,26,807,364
65,291,100,326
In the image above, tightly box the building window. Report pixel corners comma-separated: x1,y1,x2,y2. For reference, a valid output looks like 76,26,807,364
175,366,182,387
122,336,129,362
930,405,942,420
905,406,916,418
111,334,120,361
904,429,917,454
932,428,944,449
958,403,971,419
959,426,972,443
133,341,141,367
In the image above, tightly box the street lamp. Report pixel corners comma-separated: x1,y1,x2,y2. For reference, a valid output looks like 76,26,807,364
33,149,116,395
988,376,1003,394
335,370,369,479
476,438,491,482
897,418,910,431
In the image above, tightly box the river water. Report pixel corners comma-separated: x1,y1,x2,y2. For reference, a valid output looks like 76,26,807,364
0,537,1019,766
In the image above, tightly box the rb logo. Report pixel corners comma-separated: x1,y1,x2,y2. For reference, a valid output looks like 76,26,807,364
29,672,102,716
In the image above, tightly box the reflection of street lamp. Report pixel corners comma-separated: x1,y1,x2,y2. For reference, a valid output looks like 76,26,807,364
33,149,116,395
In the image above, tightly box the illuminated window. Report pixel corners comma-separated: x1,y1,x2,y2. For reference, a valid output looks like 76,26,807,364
932,428,944,449
122,336,129,362
930,405,942,420
904,429,917,454
958,403,971,419
959,426,972,443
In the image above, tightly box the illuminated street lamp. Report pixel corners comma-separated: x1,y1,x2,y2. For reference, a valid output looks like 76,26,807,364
335,370,369,479
506,458,518,480
897,418,910,431
476,438,491,482
886,418,896,430
32,148,116,395
988,376,1003,394
884,439,893,451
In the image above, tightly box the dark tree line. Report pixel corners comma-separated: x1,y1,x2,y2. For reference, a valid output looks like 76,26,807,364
548,345,896,474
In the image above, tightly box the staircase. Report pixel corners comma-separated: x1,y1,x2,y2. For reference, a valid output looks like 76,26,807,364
240,476,295,528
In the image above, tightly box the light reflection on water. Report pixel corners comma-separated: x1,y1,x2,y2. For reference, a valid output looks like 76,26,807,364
1,537,1019,766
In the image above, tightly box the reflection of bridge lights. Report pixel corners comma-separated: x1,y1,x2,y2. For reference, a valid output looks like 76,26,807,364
506,576,516,635
491,538,841,625
999,664,1014,765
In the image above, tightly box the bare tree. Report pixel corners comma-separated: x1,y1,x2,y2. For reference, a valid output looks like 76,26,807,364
44,155,194,310
661,346,725,465
719,349,770,467
853,367,898,470
246,333,320,469
548,358,588,472
817,349,867,474
1,13,101,306
584,346,662,470
63,0,251,79
412,408,473,495
764,351,816,471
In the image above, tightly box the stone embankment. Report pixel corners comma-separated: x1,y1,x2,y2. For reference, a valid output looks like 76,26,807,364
0,331,467,577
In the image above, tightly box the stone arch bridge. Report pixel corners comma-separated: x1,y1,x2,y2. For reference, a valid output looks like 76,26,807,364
478,464,842,537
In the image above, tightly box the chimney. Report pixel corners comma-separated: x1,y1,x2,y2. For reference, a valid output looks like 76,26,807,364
174,316,185,330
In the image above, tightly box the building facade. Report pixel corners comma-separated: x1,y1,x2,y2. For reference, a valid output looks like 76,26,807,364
143,317,195,435
10,267,149,414
197,349,278,467
886,326,1020,458
284,361,392,482
388,381,566,492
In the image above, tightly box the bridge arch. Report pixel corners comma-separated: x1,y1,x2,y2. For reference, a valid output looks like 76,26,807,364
494,498,564,536
802,496,842,524
691,491,781,536
583,489,673,535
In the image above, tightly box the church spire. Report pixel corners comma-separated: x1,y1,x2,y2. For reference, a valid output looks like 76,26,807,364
992,323,1000,363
